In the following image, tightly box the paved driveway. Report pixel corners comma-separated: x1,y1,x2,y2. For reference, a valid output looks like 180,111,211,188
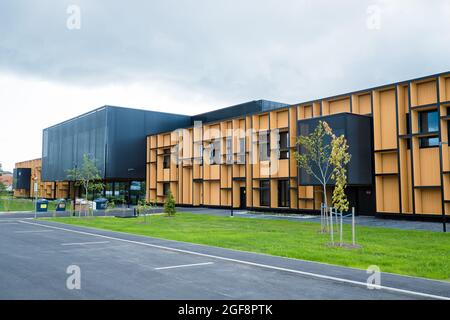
0,217,448,300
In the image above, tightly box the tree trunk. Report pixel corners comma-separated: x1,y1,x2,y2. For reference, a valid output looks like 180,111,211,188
323,184,329,232
85,182,89,217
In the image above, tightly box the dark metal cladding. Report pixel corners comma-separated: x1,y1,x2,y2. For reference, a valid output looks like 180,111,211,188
13,168,31,190
297,113,373,186
191,100,289,124
41,106,191,182
104,106,191,180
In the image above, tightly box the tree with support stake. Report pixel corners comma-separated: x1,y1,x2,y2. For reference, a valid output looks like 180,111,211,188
294,121,353,246
66,154,105,217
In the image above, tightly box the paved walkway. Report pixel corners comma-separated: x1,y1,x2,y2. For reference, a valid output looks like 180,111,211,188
175,207,449,233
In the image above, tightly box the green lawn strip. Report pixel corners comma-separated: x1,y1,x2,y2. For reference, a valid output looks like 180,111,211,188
43,213,450,281
0,198,71,212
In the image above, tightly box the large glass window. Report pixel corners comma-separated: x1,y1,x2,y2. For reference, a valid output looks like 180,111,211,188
278,130,289,160
195,143,203,165
209,141,221,165
419,110,439,148
226,137,233,164
130,181,145,205
237,138,245,164
163,149,170,169
163,183,170,196
259,131,270,161
278,180,289,207
259,180,270,207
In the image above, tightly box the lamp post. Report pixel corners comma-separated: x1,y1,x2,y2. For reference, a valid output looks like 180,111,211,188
127,168,135,209
439,142,447,233
33,176,38,219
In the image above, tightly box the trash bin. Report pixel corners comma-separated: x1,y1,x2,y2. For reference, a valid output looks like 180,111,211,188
94,198,108,210
36,199,49,212
56,199,66,212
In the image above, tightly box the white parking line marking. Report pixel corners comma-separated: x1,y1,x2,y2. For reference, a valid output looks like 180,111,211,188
155,262,214,270
18,220,450,300
61,241,110,246
14,230,54,233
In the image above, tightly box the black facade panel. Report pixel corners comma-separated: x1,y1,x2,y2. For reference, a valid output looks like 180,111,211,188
297,113,373,186
191,100,288,124
105,107,191,180
42,106,191,182
42,108,108,182
13,168,31,190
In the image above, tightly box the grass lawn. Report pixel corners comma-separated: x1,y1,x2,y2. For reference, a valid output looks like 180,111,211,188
0,198,71,212
44,213,450,281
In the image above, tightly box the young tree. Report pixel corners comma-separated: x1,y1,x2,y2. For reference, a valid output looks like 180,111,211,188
294,121,351,235
0,182,6,195
163,190,176,217
66,154,105,217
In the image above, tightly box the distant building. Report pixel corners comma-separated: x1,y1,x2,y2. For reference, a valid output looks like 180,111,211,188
0,172,13,191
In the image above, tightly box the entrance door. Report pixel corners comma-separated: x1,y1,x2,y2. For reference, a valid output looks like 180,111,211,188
346,187,375,216
357,187,376,216
239,187,246,209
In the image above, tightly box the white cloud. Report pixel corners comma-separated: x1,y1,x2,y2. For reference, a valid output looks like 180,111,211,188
0,0,449,171
0,72,227,171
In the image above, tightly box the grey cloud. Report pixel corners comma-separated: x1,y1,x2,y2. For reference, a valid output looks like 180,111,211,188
0,0,449,105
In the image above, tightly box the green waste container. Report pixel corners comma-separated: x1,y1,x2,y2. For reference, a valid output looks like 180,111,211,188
36,199,49,212
56,199,66,212
94,198,108,210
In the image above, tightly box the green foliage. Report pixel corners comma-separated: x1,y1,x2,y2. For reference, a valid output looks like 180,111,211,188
294,121,351,211
107,200,115,210
137,199,158,223
66,154,105,202
136,199,147,215
0,182,6,195
294,121,331,184
329,134,351,212
163,190,176,216
0,198,72,212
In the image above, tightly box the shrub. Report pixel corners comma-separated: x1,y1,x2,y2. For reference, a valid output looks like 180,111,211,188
163,190,176,217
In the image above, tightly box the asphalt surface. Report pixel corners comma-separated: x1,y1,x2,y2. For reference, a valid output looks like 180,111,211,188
0,217,449,300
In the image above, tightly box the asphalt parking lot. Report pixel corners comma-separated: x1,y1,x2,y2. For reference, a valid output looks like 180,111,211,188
0,217,449,300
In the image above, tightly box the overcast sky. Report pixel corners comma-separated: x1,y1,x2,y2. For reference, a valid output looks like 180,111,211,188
1,0,450,172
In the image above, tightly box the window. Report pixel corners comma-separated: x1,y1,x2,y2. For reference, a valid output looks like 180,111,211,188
163,149,170,169
278,180,289,207
447,108,450,148
209,141,221,165
259,180,270,207
163,183,170,196
418,110,439,148
406,113,411,150
195,143,203,165
237,138,245,164
173,145,179,168
259,131,270,161
226,137,233,164
278,130,289,160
